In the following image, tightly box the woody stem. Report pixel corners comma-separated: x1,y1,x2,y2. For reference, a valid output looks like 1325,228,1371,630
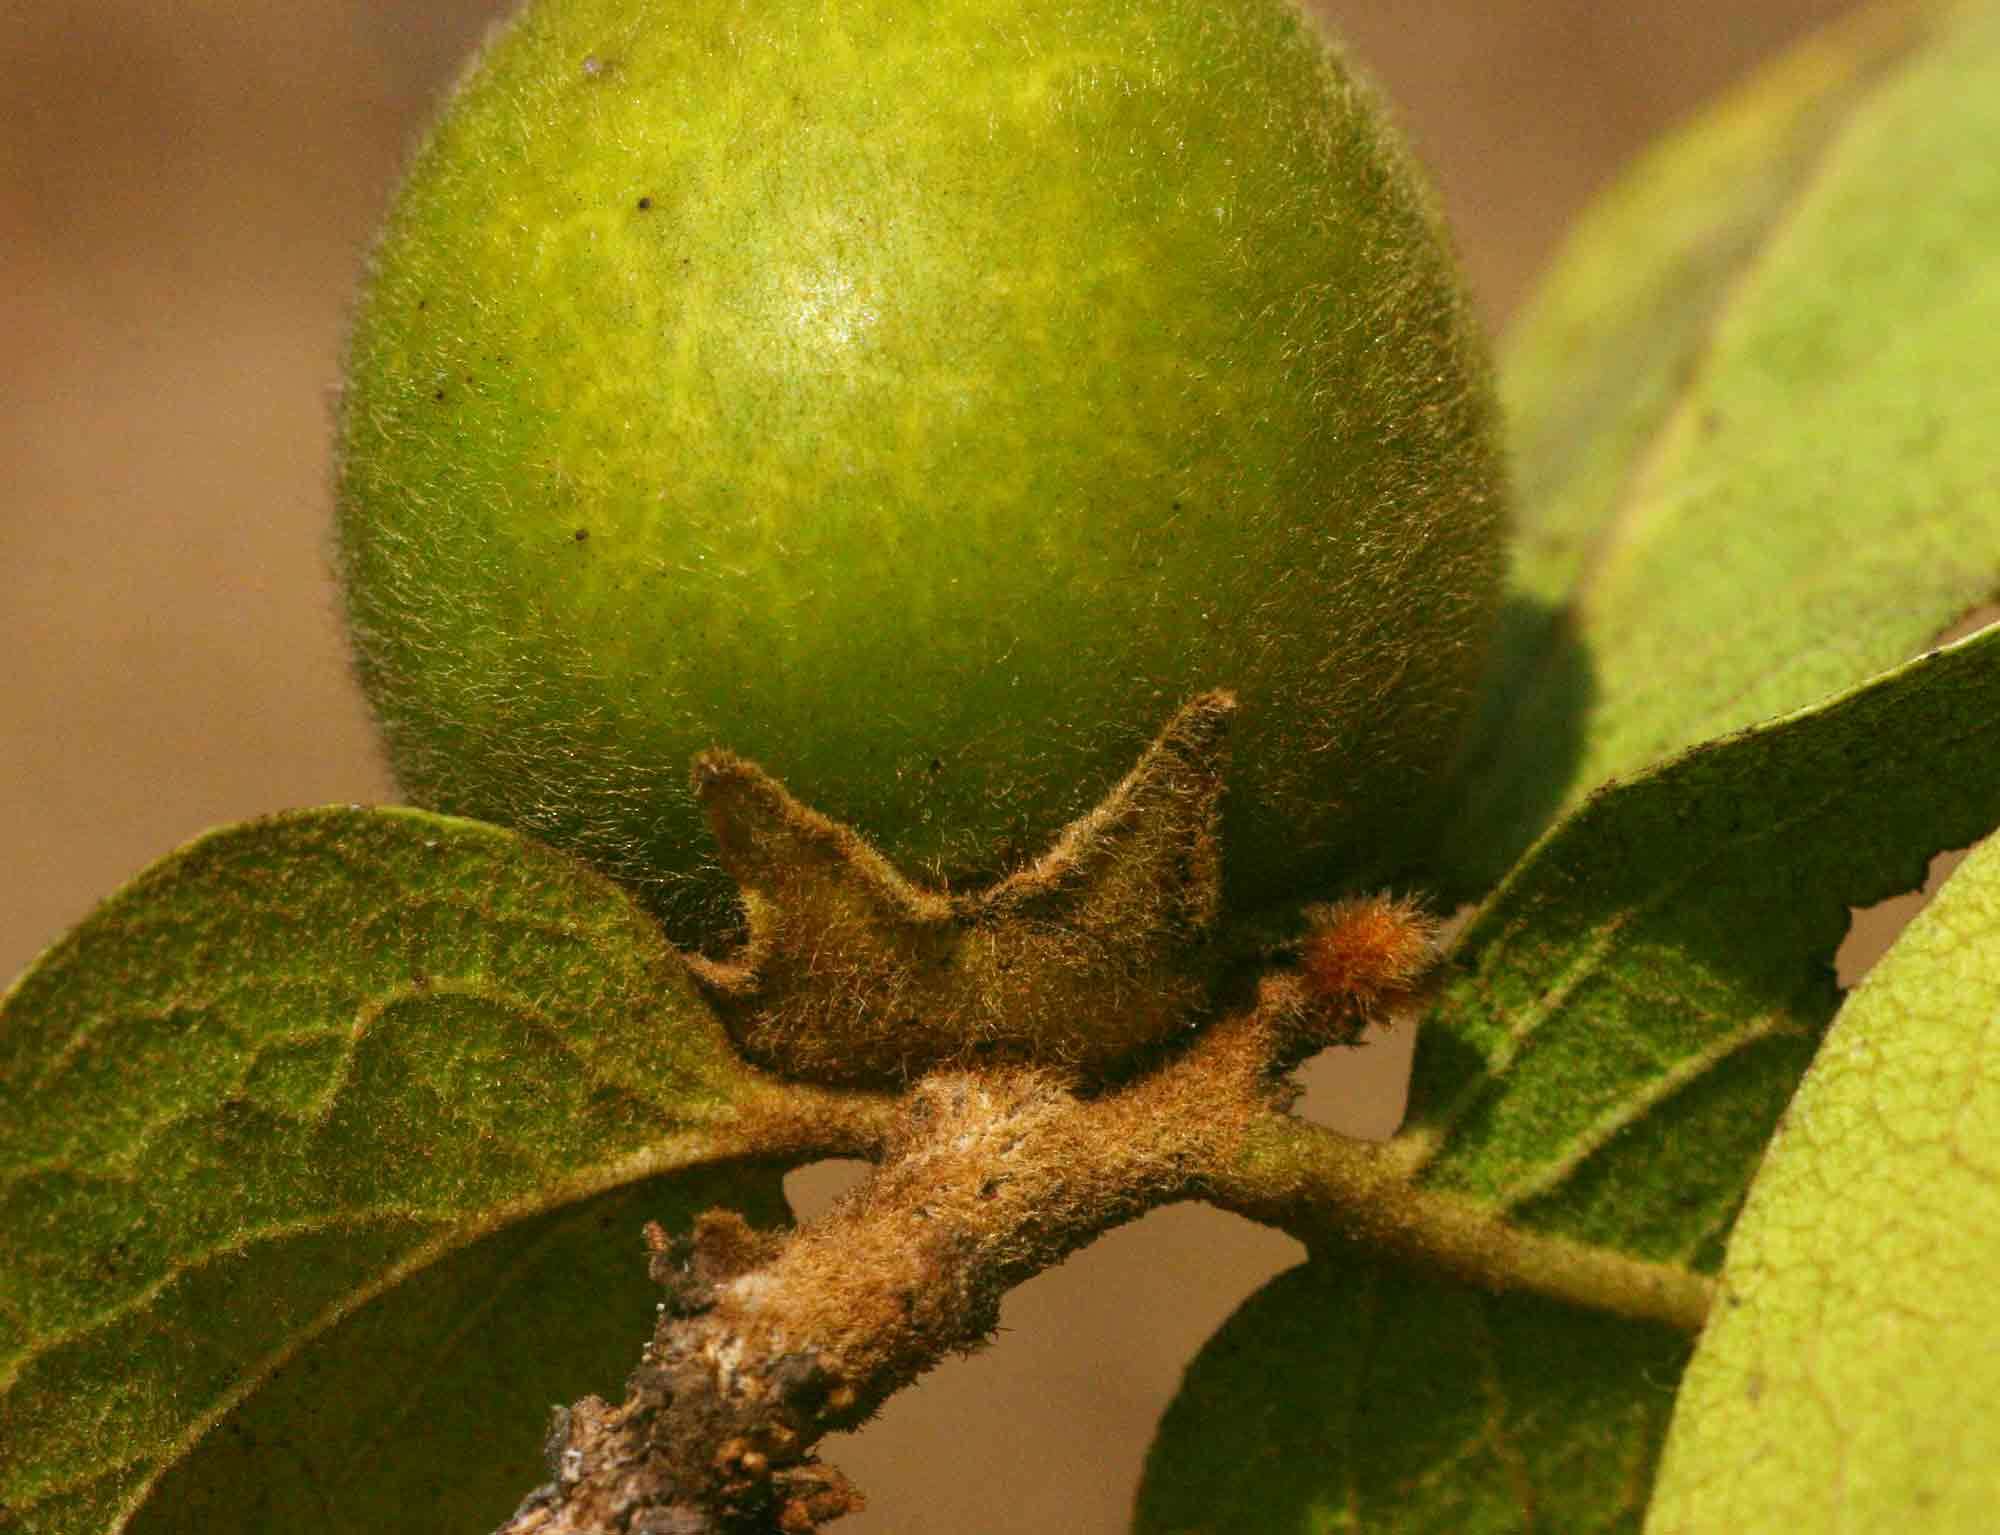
494,1005,1278,1535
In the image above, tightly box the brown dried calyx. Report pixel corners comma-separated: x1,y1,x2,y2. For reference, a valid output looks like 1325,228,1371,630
685,691,1239,1087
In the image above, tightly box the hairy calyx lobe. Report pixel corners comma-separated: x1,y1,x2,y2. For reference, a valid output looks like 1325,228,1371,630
687,693,1238,1087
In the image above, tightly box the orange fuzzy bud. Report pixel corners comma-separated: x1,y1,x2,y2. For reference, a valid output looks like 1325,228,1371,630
1298,895,1440,1023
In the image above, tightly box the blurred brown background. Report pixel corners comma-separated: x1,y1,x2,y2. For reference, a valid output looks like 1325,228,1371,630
2,2,1864,1530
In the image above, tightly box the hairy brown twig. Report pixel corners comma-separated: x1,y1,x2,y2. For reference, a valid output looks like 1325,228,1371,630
498,985,1293,1534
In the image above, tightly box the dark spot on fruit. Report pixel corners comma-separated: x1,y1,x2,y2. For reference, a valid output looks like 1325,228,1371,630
928,757,943,774
417,298,427,311
637,196,653,211
574,528,590,543
433,388,445,401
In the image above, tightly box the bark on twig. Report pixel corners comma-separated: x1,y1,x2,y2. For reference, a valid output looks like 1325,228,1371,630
496,1007,1280,1535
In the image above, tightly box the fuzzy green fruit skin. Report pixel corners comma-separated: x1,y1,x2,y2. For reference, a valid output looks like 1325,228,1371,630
337,0,1504,947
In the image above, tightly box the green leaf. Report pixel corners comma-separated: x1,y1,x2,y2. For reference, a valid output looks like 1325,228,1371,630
1134,1256,1689,1534
0,808,781,1533
1444,0,2000,890
1405,622,2000,1270
1646,831,2000,1533
127,1170,786,1535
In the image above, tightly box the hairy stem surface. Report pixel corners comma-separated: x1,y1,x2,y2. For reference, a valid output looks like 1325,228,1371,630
497,1008,1273,1534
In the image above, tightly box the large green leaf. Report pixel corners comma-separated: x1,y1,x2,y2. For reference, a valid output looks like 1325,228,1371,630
1444,0,2000,890
1141,625,1999,1530
1646,831,2000,1533
1406,623,2000,1268
0,808,782,1533
1135,1256,1688,1534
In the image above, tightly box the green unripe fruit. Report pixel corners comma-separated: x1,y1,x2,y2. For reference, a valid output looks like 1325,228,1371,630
336,0,1505,949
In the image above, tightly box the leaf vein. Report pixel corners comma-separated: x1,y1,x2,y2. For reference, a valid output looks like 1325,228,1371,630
1494,1007,1803,1213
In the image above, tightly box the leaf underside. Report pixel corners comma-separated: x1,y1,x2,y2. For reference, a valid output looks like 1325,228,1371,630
10,7,2000,1535
1409,624,2000,1271
0,808,776,1534
126,1169,787,1535
1647,832,2000,1533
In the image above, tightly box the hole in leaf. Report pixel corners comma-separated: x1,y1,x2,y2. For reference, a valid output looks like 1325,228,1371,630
1837,843,1979,988
1833,601,1997,988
